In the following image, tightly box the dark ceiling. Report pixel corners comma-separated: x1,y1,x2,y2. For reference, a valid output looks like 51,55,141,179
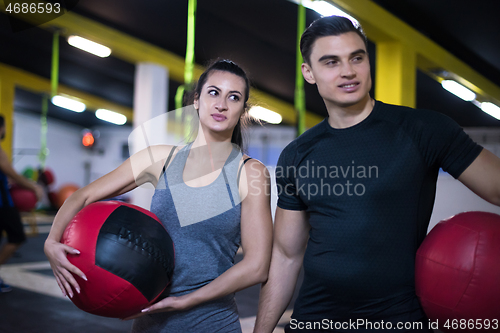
1,0,499,129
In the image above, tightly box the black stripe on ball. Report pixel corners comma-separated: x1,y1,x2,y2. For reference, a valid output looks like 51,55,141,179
95,205,175,301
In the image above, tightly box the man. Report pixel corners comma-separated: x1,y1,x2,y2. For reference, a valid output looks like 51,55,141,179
254,16,500,332
0,115,43,292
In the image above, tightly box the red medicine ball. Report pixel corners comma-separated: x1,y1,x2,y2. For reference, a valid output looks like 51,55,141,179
9,184,37,212
416,211,500,331
39,168,55,186
61,201,175,318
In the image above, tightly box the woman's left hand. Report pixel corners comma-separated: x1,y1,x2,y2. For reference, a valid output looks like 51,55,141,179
122,295,193,320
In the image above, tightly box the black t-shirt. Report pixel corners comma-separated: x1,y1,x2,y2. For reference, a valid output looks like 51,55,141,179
276,101,482,322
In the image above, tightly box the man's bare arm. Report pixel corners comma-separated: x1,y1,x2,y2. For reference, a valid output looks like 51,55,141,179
458,149,500,206
254,207,310,333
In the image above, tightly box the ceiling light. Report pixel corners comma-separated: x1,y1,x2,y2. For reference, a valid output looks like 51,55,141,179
441,80,476,102
96,109,127,125
67,35,111,57
51,95,86,112
249,106,283,124
287,0,359,26
481,102,500,121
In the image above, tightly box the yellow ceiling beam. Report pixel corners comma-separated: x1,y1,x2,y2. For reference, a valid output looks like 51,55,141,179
0,63,134,121
39,12,201,84
9,10,322,127
330,0,500,105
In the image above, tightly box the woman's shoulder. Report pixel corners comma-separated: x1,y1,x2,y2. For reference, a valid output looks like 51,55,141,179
139,144,185,162
237,156,269,201
148,144,184,153
129,145,186,180
239,155,268,177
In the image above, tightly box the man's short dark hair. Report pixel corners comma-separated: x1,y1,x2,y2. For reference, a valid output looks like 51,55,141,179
0,115,4,128
300,15,368,65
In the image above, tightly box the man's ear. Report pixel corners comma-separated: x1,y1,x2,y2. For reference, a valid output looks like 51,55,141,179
302,63,316,84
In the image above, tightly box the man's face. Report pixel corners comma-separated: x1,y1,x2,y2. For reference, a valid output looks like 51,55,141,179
302,32,372,109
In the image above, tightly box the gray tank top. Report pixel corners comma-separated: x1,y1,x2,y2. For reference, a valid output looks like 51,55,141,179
131,143,245,333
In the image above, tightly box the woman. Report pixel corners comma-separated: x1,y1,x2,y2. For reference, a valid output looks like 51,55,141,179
44,59,273,332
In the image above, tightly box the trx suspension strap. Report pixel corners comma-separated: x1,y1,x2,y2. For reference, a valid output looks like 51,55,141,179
175,0,197,139
295,0,306,136
39,30,59,168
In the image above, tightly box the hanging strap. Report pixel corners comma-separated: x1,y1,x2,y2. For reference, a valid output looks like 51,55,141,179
175,0,197,139
39,31,60,169
295,1,306,136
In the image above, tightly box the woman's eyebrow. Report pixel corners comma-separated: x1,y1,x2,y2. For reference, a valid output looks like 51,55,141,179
207,85,242,95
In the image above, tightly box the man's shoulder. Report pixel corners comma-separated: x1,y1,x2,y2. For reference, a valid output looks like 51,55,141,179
375,101,419,120
282,119,328,152
375,100,455,128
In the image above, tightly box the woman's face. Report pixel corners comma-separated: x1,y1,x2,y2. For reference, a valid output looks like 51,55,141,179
194,70,246,137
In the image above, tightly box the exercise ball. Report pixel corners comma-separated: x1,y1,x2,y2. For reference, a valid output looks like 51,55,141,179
22,166,34,180
56,183,80,208
48,191,59,209
416,211,500,331
9,184,37,212
61,201,175,318
39,168,55,186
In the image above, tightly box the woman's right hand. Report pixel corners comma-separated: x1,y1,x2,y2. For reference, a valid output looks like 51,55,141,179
44,239,87,298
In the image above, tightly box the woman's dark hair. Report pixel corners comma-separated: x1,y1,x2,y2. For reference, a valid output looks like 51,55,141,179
300,16,368,65
190,59,251,151
0,115,4,128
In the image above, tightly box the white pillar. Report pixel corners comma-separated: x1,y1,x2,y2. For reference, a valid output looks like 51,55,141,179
129,63,168,210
